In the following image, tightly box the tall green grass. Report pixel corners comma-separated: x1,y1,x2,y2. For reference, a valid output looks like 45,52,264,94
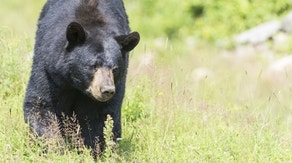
1,0,292,162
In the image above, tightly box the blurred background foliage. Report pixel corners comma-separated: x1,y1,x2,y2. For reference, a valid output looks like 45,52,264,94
1,0,291,42
125,0,292,41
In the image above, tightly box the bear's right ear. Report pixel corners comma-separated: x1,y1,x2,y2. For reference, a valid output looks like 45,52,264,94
115,32,140,52
66,22,86,51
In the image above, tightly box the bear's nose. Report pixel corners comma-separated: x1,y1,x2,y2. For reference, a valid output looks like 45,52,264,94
100,85,116,98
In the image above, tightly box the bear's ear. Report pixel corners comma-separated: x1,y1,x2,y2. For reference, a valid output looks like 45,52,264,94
66,22,86,51
115,32,140,52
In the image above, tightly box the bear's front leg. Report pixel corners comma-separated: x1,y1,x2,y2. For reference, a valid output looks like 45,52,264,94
23,97,61,139
109,111,121,141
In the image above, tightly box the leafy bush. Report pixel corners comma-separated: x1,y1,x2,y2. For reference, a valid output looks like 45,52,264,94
123,83,147,123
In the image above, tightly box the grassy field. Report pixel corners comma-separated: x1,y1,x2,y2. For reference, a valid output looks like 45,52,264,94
1,0,292,162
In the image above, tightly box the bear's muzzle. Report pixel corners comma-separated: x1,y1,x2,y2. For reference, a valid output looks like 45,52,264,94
87,67,115,102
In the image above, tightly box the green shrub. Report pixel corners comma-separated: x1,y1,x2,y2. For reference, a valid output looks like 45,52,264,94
126,0,292,41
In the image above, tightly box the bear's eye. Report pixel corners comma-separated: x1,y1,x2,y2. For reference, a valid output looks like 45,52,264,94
112,66,119,74
93,65,99,71
89,63,100,71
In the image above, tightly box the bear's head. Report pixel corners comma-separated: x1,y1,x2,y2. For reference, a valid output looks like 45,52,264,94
64,22,140,102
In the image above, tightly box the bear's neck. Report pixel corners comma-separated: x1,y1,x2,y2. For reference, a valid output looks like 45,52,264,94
27,69,78,115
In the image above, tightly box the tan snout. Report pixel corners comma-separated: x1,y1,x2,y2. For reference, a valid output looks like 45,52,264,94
87,67,115,102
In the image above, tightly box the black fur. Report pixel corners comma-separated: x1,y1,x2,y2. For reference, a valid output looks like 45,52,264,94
23,0,139,156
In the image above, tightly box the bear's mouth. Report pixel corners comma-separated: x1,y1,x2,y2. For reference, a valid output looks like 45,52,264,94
96,96,113,102
86,67,115,102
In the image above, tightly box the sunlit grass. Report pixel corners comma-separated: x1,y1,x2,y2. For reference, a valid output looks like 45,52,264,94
1,26,292,162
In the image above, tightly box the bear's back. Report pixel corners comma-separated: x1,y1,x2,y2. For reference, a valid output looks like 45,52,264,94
37,0,129,38
34,0,130,64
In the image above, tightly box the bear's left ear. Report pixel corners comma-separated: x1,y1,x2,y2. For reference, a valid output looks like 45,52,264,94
66,22,86,51
115,32,140,52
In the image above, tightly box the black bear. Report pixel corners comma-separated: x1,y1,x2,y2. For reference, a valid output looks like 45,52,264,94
23,0,139,155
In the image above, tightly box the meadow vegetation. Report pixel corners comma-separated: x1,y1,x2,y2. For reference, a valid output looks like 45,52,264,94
1,0,292,162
